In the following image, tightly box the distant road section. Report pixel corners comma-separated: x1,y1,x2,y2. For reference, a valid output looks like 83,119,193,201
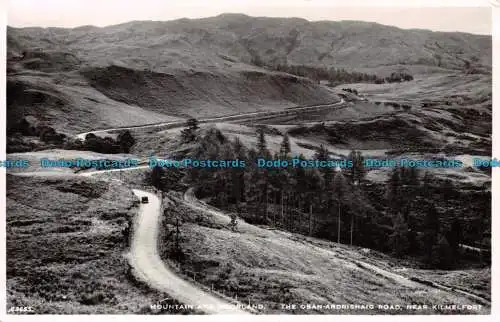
129,189,249,315
76,99,346,140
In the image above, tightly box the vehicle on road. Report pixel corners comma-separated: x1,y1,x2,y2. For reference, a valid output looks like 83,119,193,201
141,196,149,204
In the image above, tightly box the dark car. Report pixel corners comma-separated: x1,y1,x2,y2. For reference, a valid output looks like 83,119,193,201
141,196,149,204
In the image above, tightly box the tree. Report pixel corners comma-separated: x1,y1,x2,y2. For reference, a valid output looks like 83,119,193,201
420,171,434,202
463,60,471,71
431,234,454,269
403,74,414,81
273,155,294,230
400,167,420,216
387,167,420,221
186,118,199,130
348,150,365,185
387,167,402,214
434,53,442,67
213,144,234,207
244,147,270,225
229,205,240,232
333,169,348,243
148,165,166,190
446,218,462,259
229,212,238,231
390,212,410,257
117,130,135,153
251,54,265,67
181,118,199,142
39,126,57,142
344,183,369,246
279,133,291,157
305,169,323,236
9,117,33,136
422,204,440,263
314,144,334,191
230,137,246,203
84,133,102,152
102,137,119,154
441,179,456,201
256,127,268,156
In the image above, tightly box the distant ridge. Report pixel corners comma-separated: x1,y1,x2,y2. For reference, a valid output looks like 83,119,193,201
7,14,491,71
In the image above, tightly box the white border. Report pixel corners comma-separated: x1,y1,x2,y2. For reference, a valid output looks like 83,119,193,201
490,1,499,320
1,1,497,322
1,0,7,319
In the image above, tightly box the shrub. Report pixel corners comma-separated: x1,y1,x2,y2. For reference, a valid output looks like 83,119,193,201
79,291,116,305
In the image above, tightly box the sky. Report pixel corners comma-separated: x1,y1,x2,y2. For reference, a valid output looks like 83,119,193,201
6,1,492,35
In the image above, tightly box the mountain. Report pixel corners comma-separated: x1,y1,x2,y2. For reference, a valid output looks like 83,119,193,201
6,14,491,135
8,13,491,72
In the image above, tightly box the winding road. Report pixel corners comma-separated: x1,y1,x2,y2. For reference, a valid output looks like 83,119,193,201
75,99,346,140
14,101,348,315
75,168,249,314
9,95,490,314
129,189,248,314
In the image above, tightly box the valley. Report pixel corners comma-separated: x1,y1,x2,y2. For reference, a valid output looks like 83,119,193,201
5,13,492,315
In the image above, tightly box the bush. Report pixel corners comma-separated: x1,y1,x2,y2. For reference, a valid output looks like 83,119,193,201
342,88,359,95
117,130,135,153
67,133,133,154
79,291,116,305
430,235,455,269
8,118,36,136
385,72,414,83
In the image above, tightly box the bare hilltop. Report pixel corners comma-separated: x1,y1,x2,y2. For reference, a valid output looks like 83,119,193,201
7,14,491,133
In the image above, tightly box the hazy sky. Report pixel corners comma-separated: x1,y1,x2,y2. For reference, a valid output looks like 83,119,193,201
7,1,492,35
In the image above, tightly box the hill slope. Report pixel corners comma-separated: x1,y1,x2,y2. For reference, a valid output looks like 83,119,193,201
154,189,491,314
6,14,491,134
8,14,491,71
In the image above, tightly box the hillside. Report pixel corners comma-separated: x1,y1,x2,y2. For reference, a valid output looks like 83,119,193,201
6,14,491,135
5,12,492,315
6,165,490,314
5,174,192,314
156,189,490,314
8,14,491,72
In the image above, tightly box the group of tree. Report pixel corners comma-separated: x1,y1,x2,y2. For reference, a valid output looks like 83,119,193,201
8,117,67,144
342,88,359,95
181,118,200,143
384,71,414,83
150,126,489,270
386,168,467,269
183,127,373,247
7,117,136,154
274,64,413,86
270,63,414,85
145,163,186,192
247,56,418,85
67,130,135,154
272,63,387,85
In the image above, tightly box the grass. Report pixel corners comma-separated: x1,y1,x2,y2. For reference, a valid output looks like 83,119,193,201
5,174,191,314
7,149,138,174
7,73,180,135
157,194,490,315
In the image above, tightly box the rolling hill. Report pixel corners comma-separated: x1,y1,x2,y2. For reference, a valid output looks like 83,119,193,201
8,14,491,72
6,14,491,135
